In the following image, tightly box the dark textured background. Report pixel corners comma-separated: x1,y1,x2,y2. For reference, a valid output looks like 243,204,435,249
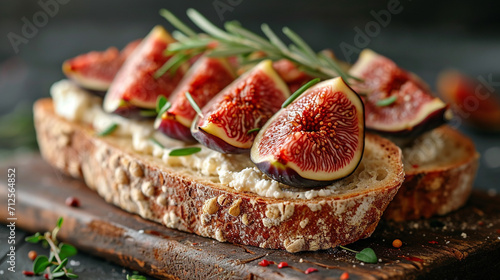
1,1,500,279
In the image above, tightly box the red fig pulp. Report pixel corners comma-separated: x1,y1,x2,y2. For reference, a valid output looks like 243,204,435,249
155,57,235,142
251,77,365,188
349,49,448,138
104,26,184,115
192,60,290,153
62,39,140,92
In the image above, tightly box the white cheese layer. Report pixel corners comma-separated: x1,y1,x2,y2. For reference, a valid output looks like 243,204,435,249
50,80,382,200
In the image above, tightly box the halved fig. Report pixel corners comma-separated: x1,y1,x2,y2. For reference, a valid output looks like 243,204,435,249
438,70,500,131
192,60,290,153
62,39,140,93
155,56,235,142
349,49,449,138
103,26,184,115
250,77,365,188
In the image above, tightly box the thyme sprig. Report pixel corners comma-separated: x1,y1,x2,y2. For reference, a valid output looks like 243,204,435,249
157,9,359,83
25,217,79,279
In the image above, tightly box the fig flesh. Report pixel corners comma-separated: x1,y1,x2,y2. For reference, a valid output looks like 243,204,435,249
192,60,290,153
349,49,448,138
155,56,235,142
62,39,140,93
251,77,365,188
103,26,184,115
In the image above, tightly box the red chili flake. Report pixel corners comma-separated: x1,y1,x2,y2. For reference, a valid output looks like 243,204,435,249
496,229,500,234
304,267,318,274
428,240,439,244
478,221,485,226
412,164,419,168
340,271,350,280
400,255,424,262
44,273,50,279
65,196,80,207
22,271,34,276
258,259,270,267
277,261,288,269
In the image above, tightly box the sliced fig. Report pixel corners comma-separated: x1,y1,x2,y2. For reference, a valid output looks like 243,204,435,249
349,49,449,138
273,59,313,92
192,60,290,153
155,57,235,142
103,26,184,115
250,77,365,188
62,39,141,93
438,70,500,131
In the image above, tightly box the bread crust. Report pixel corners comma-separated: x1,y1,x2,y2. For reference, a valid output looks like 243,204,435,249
34,98,404,252
384,126,479,221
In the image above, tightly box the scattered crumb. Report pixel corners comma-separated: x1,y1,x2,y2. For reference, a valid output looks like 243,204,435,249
378,259,382,263
0,270,4,275
461,232,468,239
446,240,450,244
69,260,80,266
138,229,144,234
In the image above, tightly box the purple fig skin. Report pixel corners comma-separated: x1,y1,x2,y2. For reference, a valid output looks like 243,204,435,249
255,161,337,188
112,104,156,120
191,125,249,154
156,117,196,143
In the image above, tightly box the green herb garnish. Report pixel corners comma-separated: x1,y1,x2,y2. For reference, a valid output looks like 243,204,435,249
97,123,118,137
158,9,359,82
156,96,172,116
247,128,261,134
127,271,147,280
25,217,79,279
376,95,397,107
185,92,203,118
169,147,202,156
281,78,321,108
139,110,157,117
149,137,165,149
339,245,378,264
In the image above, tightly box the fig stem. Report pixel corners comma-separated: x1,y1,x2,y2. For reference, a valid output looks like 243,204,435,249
281,78,321,108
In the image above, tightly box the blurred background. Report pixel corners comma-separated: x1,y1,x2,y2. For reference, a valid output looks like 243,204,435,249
1,0,499,191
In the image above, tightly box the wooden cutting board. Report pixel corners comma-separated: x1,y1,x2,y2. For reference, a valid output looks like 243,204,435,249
1,154,500,279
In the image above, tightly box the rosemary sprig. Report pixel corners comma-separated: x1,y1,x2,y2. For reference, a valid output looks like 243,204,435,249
376,95,397,107
169,147,202,156
247,128,261,134
158,9,358,82
282,78,321,108
185,92,203,118
96,123,118,137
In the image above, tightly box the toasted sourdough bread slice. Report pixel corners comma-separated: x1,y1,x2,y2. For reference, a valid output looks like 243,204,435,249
384,125,479,221
34,98,404,252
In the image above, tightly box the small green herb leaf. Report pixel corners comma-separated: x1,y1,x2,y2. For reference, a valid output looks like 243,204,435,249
185,92,203,118
169,147,202,156
33,255,50,274
56,217,63,229
25,232,42,243
52,258,68,273
376,95,397,107
97,123,118,137
139,110,157,117
156,96,171,115
66,272,79,279
355,248,378,263
247,128,260,134
282,78,321,108
58,243,78,260
51,271,66,278
149,137,165,149
127,272,147,280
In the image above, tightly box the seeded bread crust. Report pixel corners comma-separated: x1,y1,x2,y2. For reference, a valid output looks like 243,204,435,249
384,126,479,221
34,98,404,252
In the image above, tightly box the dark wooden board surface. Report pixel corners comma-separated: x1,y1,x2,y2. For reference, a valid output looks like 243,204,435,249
1,154,500,280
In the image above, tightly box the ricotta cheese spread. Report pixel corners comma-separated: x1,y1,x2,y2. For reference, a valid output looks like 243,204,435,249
50,79,368,199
